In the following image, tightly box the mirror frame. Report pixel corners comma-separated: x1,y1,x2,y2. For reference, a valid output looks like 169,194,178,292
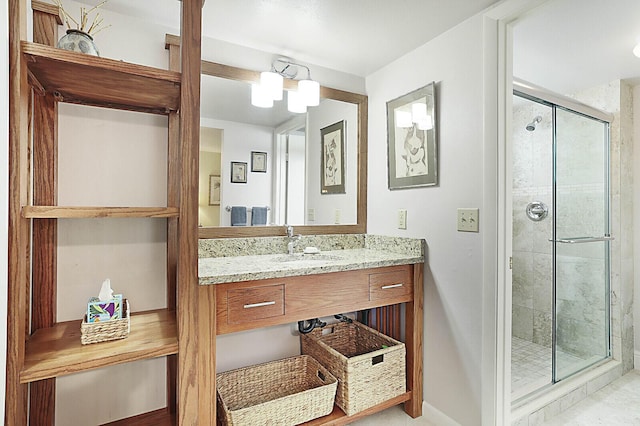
197,59,368,238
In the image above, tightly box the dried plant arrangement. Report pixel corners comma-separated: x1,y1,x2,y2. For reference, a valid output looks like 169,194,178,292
53,0,111,36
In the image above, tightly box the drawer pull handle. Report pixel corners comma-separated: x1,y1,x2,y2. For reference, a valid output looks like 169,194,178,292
381,283,403,290
243,301,276,309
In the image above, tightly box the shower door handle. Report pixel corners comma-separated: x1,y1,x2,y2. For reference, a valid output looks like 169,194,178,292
549,235,615,244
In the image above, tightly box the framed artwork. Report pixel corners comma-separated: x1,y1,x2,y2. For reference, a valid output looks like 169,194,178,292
320,120,346,194
208,174,220,205
230,161,247,183
251,151,267,172
386,82,438,189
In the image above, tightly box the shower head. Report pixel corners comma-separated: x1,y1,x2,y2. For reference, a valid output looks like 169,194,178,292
526,116,542,132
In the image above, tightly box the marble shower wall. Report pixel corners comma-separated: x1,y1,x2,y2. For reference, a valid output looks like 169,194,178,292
512,98,553,347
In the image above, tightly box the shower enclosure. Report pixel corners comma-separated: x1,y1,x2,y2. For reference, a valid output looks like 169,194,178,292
511,81,612,400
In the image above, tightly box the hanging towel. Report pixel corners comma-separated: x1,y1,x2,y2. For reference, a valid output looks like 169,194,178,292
251,207,268,226
230,206,247,226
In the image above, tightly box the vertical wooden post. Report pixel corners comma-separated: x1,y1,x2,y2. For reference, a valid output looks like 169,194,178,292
177,0,203,424
404,260,424,418
6,0,29,424
165,34,181,417
29,3,63,425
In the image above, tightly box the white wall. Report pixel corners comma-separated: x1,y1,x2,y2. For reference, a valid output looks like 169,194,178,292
306,99,358,225
366,15,486,425
201,117,273,226
1,0,9,420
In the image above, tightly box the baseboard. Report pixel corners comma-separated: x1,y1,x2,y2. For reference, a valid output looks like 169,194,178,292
635,350,640,369
423,400,461,426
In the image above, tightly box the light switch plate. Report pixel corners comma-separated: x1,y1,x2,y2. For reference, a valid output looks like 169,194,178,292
334,209,341,224
398,209,407,229
307,208,315,221
457,208,479,232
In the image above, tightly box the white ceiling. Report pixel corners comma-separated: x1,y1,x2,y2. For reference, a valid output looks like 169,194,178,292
514,0,640,95
85,0,498,77
86,0,640,112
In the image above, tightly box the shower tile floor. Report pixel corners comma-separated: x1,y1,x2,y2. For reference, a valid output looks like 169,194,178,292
511,336,587,400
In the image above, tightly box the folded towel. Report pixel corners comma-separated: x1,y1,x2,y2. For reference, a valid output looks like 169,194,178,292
251,207,268,226
230,206,247,226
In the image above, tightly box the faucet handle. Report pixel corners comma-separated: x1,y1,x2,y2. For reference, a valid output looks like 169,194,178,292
286,224,294,237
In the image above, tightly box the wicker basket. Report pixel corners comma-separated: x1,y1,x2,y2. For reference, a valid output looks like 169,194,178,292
216,355,337,426
80,299,130,345
300,320,406,416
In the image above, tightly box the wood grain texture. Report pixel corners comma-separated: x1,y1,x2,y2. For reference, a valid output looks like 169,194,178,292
227,284,284,324
404,262,424,418
101,408,175,426
32,2,61,47
30,66,58,426
197,286,216,425
369,266,412,301
214,265,414,335
177,1,202,424
6,0,30,424
22,42,181,114
20,310,178,383
301,392,411,426
31,15,59,421
166,38,181,417
22,206,179,218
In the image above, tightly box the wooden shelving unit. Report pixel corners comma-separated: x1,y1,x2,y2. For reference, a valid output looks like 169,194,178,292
22,41,181,114
7,0,202,424
21,309,178,383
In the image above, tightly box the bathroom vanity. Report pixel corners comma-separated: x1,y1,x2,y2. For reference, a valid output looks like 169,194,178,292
197,234,425,424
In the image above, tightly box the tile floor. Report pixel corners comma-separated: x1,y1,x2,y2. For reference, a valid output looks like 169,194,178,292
350,370,640,425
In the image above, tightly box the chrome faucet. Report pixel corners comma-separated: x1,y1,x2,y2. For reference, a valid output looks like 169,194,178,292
285,225,301,255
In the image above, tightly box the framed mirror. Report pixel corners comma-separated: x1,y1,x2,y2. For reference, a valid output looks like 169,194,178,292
198,60,367,238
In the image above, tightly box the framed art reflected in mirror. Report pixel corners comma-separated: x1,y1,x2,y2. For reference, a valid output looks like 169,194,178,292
209,174,221,205
320,120,346,194
387,82,437,189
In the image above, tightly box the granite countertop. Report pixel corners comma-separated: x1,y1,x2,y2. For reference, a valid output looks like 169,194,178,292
198,234,425,285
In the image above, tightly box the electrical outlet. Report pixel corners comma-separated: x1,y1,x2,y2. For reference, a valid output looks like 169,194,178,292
398,209,407,229
334,209,341,224
307,208,315,221
457,208,479,232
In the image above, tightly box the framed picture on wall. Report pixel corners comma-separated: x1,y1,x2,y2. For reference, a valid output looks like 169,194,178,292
208,174,220,205
386,82,438,189
230,161,247,183
251,151,267,172
320,120,346,194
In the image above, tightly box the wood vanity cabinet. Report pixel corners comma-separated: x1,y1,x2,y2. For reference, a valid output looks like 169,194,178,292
203,262,424,425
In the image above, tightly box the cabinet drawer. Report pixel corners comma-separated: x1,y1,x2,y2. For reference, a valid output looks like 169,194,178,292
227,284,285,324
369,267,412,301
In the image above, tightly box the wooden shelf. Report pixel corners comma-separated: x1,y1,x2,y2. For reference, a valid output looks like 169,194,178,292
21,309,178,383
101,408,175,426
22,206,179,219
302,392,412,426
22,42,181,114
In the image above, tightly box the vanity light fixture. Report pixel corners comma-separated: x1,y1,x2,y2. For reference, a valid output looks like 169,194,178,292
250,58,321,112
634,42,640,58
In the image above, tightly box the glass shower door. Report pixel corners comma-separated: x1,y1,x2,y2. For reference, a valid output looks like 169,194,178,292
553,107,611,381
